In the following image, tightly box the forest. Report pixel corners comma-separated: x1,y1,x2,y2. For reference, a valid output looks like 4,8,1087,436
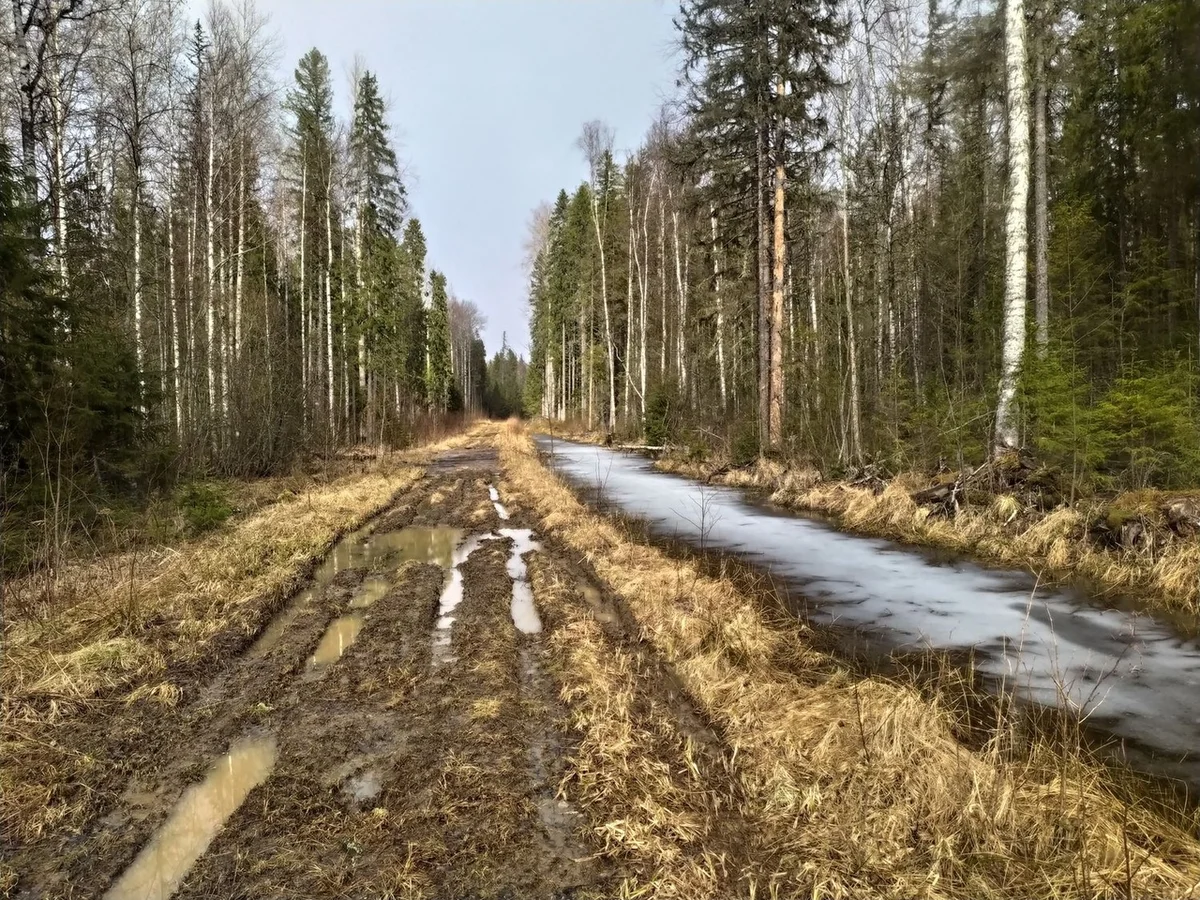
0,0,523,572
13,3,1200,897
525,0,1200,491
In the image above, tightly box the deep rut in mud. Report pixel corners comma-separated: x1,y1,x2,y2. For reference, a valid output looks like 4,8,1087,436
25,441,619,900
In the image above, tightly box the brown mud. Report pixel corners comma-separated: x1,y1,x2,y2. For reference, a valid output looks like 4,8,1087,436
5,434,638,899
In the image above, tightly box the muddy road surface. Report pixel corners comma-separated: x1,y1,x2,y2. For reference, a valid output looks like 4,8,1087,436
12,437,627,899
13,425,1200,900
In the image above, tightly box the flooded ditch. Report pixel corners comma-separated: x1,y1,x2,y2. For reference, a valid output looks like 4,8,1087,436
539,436,1200,792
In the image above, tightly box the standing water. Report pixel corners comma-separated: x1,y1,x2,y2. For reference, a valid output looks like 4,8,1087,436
103,734,277,900
540,437,1200,788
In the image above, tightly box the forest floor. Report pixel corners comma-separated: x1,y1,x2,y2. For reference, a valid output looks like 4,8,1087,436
7,421,1200,899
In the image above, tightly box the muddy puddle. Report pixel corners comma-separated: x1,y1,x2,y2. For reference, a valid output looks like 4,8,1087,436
489,483,511,520
349,575,390,609
433,533,500,663
306,612,366,673
501,528,543,634
540,437,1200,790
103,734,277,900
253,525,465,657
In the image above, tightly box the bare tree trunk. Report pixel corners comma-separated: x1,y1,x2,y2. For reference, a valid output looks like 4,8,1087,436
841,139,863,461
325,156,335,436
187,183,196,421
234,139,245,362
996,0,1031,453
671,191,688,392
625,213,634,422
354,184,366,434
769,140,786,450
48,25,69,299
711,206,727,409
168,174,182,435
756,117,771,452
1033,8,1050,357
205,87,217,426
11,0,38,205
640,177,653,418
299,145,308,403
132,172,144,400
659,194,667,381
590,188,616,430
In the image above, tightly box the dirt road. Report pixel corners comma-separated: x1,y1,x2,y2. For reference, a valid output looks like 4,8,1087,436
9,423,1200,900
12,436,631,898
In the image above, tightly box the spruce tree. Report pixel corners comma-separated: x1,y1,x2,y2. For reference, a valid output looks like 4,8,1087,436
426,269,452,412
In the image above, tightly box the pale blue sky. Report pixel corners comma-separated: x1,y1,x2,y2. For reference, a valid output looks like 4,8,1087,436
258,0,680,359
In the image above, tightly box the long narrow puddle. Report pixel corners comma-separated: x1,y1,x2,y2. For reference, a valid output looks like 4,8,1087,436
107,524,476,897
501,528,543,633
103,734,277,900
489,483,510,520
432,532,499,664
305,613,366,674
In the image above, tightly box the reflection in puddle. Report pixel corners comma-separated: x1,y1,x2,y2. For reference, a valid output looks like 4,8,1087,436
501,528,542,633
251,525,464,656
307,613,365,672
349,576,390,609
373,525,463,568
103,734,277,900
489,483,510,520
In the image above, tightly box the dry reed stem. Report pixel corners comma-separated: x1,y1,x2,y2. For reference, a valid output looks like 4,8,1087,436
502,426,1200,899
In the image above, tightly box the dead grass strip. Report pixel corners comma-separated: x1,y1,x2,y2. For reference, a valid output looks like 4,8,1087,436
501,424,1200,899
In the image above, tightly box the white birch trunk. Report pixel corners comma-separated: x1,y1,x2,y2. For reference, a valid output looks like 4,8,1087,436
168,177,182,434
712,205,727,408
234,139,245,362
205,88,216,421
1033,12,1050,357
671,194,687,390
841,137,863,461
996,0,1031,452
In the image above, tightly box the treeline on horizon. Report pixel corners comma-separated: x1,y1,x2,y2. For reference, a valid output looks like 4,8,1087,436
524,0,1200,491
0,0,524,572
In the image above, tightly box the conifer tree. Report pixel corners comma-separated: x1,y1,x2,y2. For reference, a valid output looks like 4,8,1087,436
426,269,452,412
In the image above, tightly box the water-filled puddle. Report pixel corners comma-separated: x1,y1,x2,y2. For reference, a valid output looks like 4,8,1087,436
103,734,277,900
344,768,382,804
432,533,499,663
307,613,365,673
349,576,390,609
373,525,463,568
501,528,542,633
489,483,510,520
577,578,616,624
251,526,464,656
540,436,1200,790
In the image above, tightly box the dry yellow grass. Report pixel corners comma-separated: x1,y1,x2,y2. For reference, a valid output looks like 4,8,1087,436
502,425,1200,899
1,457,424,847
4,465,421,705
